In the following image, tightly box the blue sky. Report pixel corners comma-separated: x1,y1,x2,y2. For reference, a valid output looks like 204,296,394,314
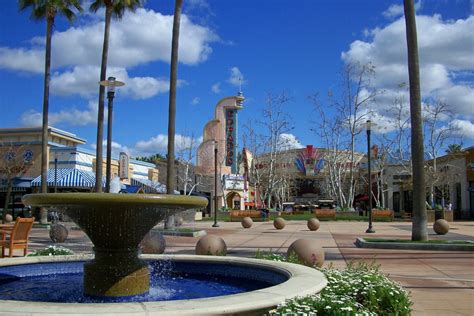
0,0,473,158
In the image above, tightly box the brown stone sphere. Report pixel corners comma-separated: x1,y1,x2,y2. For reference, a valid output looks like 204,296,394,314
287,239,325,267
433,219,450,235
4,214,13,223
241,216,253,228
195,235,227,256
49,224,68,243
140,231,166,254
307,218,320,231
274,217,286,230
174,216,184,227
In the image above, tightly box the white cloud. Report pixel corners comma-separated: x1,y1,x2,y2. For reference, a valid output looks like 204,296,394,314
134,134,203,156
191,97,200,105
0,8,217,98
211,82,221,93
342,14,474,124
20,110,42,127
50,66,171,99
277,133,304,150
0,47,43,74
20,101,102,127
228,67,245,87
90,140,132,157
449,119,474,139
382,1,421,19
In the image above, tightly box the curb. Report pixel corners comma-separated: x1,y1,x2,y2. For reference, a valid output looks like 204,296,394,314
355,237,474,252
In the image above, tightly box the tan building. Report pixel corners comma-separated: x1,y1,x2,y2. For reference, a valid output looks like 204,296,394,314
0,127,86,179
196,94,245,212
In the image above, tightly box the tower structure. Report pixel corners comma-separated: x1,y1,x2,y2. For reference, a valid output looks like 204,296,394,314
196,93,244,176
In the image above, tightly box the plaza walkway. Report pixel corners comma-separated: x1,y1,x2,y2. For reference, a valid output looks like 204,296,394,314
23,220,474,315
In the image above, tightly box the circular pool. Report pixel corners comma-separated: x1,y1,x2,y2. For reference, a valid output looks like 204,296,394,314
0,254,326,315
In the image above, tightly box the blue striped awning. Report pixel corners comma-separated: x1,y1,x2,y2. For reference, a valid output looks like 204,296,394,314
130,177,168,194
31,168,105,188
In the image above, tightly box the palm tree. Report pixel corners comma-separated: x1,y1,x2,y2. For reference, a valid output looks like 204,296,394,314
445,144,463,155
165,0,183,229
90,0,143,192
403,0,427,241
19,0,83,224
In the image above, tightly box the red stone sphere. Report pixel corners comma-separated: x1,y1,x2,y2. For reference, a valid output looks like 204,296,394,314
49,224,68,243
307,218,320,231
287,239,325,267
241,217,253,228
140,231,166,254
273,217,286,230
433,219,450,235
195,235,227,256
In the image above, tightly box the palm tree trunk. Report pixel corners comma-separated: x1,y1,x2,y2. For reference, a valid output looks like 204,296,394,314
39,16,54,224
166,0,183,195
165,0,183,229
404,0,427,241
95,6,113,192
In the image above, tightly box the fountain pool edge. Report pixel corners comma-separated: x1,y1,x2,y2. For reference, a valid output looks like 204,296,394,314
0,254,327,316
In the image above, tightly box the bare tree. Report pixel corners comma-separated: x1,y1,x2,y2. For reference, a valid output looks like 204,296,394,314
0,144,33,223
423,99,457,206
310,62,378,210
175,132,202,195
242,92,294,209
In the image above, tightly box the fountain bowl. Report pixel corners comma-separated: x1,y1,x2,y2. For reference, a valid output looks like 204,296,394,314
22,193,208,297
0,254,327,315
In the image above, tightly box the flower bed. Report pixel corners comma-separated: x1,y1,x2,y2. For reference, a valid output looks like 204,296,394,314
28,245,74,256
256,252,412,315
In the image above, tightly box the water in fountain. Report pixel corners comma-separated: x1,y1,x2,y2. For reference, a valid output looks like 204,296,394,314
0,259,288,303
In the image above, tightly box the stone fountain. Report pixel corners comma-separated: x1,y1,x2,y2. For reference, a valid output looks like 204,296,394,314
0,192,328,315
22,193,207,297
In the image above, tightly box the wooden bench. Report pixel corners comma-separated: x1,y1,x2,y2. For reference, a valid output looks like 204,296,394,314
372,209,394,221
313,208,336,220
229,210,267,221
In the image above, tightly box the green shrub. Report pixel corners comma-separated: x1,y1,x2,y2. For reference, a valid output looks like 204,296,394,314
28,245,74,256
257,251,412,315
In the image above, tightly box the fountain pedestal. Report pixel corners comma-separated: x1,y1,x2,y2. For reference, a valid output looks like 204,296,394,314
22,193,207,297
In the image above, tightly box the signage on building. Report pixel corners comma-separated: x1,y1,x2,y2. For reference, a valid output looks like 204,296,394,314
119,152,129,179
223,174,244,190
225,109,237,167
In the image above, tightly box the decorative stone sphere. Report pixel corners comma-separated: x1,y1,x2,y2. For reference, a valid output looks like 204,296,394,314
273,217,286,230
140,231,166,254
49,224,68,243
241,217,253,228
287,239,325,267
4,214,13,223
433,219,450,235
174,216,184,227
195,235,227,256
307,218,320,231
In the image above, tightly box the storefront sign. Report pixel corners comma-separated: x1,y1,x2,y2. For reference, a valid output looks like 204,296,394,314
225,109,236,167
119,152,129,179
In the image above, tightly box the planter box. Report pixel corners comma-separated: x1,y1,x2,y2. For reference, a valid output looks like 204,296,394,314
313,208,336,220
372,209,394,221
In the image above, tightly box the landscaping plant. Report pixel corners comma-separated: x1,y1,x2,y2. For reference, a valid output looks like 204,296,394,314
28,245,74,256
256,252,412,315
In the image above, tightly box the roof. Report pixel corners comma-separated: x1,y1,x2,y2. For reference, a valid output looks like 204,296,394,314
130,177,178,194
31,168,105,188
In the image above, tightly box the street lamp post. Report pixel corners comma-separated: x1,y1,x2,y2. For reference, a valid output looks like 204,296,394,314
99,77,125,193
213,140,219,227
366,120,376,234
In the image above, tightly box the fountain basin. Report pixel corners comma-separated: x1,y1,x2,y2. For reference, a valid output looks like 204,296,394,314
0,254,326,315
22,193,208,297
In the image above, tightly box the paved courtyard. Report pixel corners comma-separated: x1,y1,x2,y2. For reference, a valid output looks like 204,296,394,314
20,220,474,315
